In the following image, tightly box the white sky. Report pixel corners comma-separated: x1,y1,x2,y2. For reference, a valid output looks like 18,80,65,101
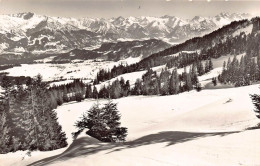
0,0,259,18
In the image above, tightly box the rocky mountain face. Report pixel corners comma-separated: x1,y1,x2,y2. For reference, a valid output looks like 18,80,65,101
0,12,251,55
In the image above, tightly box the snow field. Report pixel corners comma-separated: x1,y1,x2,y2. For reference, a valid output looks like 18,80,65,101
1,84,260,166
31,84,260,166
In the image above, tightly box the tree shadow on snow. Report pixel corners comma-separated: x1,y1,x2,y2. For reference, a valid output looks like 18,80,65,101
108,131,239,153
28,131,239,166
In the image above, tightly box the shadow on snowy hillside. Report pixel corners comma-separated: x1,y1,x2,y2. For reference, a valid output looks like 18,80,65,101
28,131,239,166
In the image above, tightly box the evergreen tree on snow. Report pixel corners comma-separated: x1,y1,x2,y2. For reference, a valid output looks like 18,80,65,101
1,75,12,92
0,103,11,153
197,61,205,76
185,72,193,91
209,58,213,71
85,84,93,99
93,86,99,99
169,69,179,95
110,79,122,99
205,60,210,73
159,68,170,95
73,101,127,142
251,92,260,119
102,101,127,142
190,64,199,85
132,79,142,95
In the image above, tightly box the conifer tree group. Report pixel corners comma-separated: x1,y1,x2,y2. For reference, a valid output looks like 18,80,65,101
218,54,260,87
92,63,207,99
0,74,67,153
131,66,200,96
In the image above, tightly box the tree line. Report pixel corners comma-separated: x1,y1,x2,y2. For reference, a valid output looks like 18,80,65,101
95,61,214,99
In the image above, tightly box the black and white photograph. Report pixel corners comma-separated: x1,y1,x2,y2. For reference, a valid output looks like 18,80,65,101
0,0,260,165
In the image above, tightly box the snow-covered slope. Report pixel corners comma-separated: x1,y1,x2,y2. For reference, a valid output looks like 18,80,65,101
1,84,259,166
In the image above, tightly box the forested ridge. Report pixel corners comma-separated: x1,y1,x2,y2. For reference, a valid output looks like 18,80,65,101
93,17,260,84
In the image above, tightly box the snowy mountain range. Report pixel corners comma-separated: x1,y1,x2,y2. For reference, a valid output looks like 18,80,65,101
0,12,251,55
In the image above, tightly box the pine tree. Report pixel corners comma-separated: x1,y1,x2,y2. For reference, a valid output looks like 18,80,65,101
23,88,39,150
0,110,11,153
49,92,58,109
184,72,193,91
251,92,260,119
195,83,202,92
75,92,84,102
85,84,93,98
212,77,217,86
209,58,213,71
227,57,231,70
43,108,68,150
132,79,142,95
99,86,109,99
73,102,105,140
190,64,198,85
205,60,209,73
169,69,179,95
93,86,98,99
250,59,257,82
236,56,245,87
56,90,63,105
110,79,122,99
159,69,170,95
1,75,12,91
73,101,127,142
123,80,130,96
197,61,205,76
102,101,127,142
62,86,69,102
223,61,226,71
257,55,260,81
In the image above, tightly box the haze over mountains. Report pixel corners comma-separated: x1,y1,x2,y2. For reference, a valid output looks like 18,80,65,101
0,12,251,57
